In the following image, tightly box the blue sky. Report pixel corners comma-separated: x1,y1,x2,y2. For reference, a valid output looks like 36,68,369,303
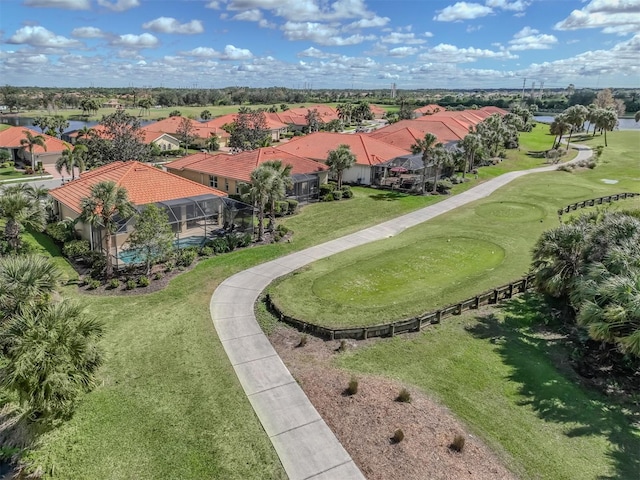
1,0,639,89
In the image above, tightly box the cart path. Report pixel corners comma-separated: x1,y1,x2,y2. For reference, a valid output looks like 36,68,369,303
209,144,592,480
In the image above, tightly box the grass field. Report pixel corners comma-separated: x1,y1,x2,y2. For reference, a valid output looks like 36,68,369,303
336,296,639,480
19,130,638,478
268,131,639,328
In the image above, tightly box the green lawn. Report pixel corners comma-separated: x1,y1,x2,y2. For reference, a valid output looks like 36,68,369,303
0,167,27,180
336,296,639,480
268,131,639,328
20,131,638,478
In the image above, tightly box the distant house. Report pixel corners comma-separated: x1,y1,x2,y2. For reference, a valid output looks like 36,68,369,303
275,132,410,185
165,147,329,203
266,104,340,131
141,116,230,149
203,114,288,142
413,104,443,117
102,99,123,109
0,126,68,168
141,130,181,151
48,161,253,268
369,119,468,150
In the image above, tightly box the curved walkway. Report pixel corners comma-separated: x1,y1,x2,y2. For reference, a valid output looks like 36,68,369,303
209,144,592,480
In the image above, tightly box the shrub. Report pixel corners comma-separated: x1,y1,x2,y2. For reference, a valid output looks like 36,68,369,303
138,276,150,287
164,259,175,272
396,388,411,403
153,272,163,281
450,434,465,452
392,429,405,444
87,279,101,290
319,183,334,197
556,164,574,173
225,234,241,251
322,193,334,202
346,377,358,395
45,222,75,243
287,199,299,214
175,248,197,267
332,190,343,201
108,278,120,289
341,186,353,199
275,200,289,216
125,279,137,290
199,246,214,257
337,339,347,352
297,334,308,348
62,239,90,259
207,237,228,254
237,233,252,248
1,161,13,169
274,224,290,242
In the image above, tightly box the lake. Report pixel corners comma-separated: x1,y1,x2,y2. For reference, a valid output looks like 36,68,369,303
0,116,153,133
534,115,640,131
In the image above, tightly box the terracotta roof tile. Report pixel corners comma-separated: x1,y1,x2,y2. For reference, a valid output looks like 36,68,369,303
275,132,410,166
166,147,327,183
203,113,288,131
0,126,69,153
49,161,227,214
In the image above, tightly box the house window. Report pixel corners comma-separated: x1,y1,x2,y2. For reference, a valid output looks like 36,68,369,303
225,179,229,191
209,175,218,188
235,184,240,194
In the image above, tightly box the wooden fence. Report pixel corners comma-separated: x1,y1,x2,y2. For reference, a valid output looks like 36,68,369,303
557,192,639,217
265,274,536,341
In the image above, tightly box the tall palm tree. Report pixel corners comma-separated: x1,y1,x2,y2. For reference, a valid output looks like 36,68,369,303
0,188,46,252
411,133,438,195
262,160,293,232
430,144,452,194
336,103,354,125
549,113,571,149
459,132,483,176
20,130,47,169
242,165,274,242
563,104,588,150
595,108,618,147
79,181,135,278
0,299,104,422
75,125,95,144
326,144,356,190
56,144,87,180
0,255,60,321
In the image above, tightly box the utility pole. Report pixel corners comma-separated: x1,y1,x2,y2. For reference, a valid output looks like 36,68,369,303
539,81,544,100
530,81,536,101
521,77,526,103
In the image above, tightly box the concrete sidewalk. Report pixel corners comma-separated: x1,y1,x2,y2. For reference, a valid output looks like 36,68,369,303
209,144,592,480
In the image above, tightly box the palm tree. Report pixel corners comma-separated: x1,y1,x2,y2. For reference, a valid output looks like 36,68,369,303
262,160,293,232
20,130,47,169
56,144,87,180
459,132,483,176
242,165,274,242
0,188,46,252
0,255,60,321
326,144,356,190
0,299,104,422
75,125,95,144
562,104,588,150
595,108,618,147
635,111,640,123
430,144,452,194
411,133,438,195
336,103,354,125
549,113,571,149
79,181,135,278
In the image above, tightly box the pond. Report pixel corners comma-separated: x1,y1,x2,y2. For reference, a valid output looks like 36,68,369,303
534,115,640,131
0,116,153,133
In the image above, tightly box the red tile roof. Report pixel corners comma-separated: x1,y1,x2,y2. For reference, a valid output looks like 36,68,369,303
165,147,327,183
0,126,69,153
413,104,444,115
369,119,468,149
275,132,410,166
49,161,227,214
139,130,179,144
141,116,230,140
266,105,339,126
203,113,288,131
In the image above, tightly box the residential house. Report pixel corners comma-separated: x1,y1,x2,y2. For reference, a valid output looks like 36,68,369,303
48,161,252,268
413,104,444,117
0,126,68,168
203,114,288,143
369,119,468,151
266,104,339,131
275,132,410,185
141,116,230,149
165,147,329,203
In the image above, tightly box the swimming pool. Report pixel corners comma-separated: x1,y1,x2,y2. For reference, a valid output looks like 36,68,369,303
117,235,207,265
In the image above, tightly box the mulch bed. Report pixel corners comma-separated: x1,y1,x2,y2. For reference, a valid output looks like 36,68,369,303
268,325,517,480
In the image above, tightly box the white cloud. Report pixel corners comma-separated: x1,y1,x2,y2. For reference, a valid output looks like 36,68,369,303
71,26,105,38
380,32,427,45
297,47,334,58
346,16,390,29
281,21,373,46
388,46,419,57
182,47,221,58
24,0,90,9
7,26,81,48
232,9,263,21
485,0,530,12
142,17,204,34
206,1,223,9
97,0,140,12
111,33,159,48
434,2,493,22
509,27,558,50
419,43,518,62
221,45,253,60
555,0,640,34
226,0,379,22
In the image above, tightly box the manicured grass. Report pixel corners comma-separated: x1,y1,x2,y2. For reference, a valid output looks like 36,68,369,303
336,296,639,480
268,131,640,328
0,167,26,180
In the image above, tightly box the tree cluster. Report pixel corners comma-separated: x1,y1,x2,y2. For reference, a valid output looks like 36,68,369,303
228,108,270,152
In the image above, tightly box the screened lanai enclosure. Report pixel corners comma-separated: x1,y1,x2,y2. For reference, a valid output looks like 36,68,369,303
88,194,254,269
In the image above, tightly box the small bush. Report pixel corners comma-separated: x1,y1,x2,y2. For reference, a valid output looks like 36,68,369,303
87,279,101,290
297,334,308,348
207,237,228,254
45,222,75,243
341,186,353,198
331,190,343,201
153,272,163,281
396,388,411,403
108,278,120,289
392,429,405,444
450,434,466,452
62,239,91,259
275,200,289,216
319,183,334,196
337,339,347,352
556,164,574,173
138,276,150,287
125,279,137,290
175,248,197,267
238,233,252,248
347,377,359,395
322,193,334,202
199,246,214,257
164,259,175,272
286,199,299,214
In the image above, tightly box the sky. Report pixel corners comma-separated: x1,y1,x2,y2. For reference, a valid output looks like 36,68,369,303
1,0,639,90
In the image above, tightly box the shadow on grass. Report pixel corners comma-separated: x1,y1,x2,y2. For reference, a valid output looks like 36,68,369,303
466,294,639,480
368,191,410,201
